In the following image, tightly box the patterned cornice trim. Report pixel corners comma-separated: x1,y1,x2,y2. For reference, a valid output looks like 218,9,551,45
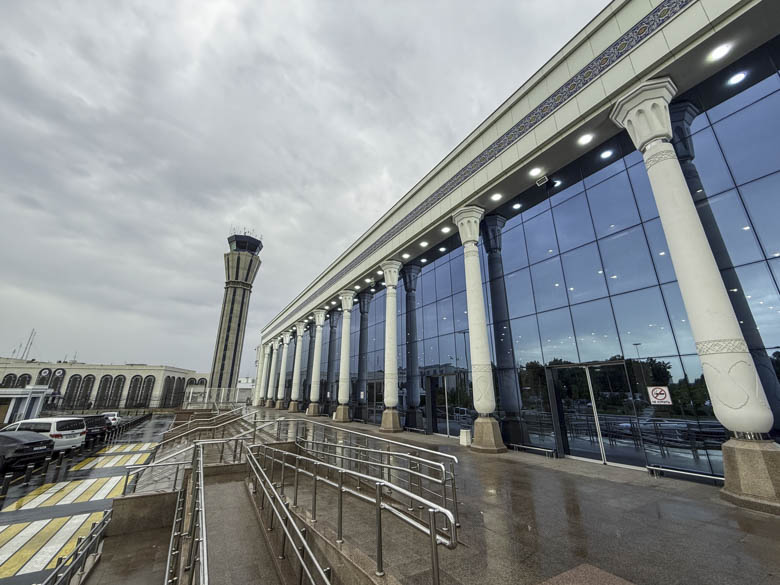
272,0,694,332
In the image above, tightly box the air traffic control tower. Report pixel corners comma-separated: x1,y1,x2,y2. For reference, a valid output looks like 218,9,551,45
208,233,262,392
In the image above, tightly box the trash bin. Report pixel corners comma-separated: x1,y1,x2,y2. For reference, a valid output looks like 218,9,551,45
460,429,471,447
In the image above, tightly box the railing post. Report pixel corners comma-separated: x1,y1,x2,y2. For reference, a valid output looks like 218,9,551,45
280,452,286,494
429,509,440,585
375,482,384,576
311,463,318,522
336,470,344,543
279,501,289,559
293,456,300,508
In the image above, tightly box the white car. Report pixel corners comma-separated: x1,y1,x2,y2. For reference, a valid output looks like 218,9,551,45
102,412,121,427
2,418,87,452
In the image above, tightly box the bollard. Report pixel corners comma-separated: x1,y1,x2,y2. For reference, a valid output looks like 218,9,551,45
57,451,65,467
42,456,52,478
23,463,34,486
0,473,13,510
375,482,384,576
429,509,440,585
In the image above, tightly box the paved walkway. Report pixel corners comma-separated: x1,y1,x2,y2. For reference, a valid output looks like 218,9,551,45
258,408,780,585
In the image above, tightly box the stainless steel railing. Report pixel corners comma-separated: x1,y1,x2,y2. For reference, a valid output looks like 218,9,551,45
165,406,246,438
159,411,271,448
249,442,457,584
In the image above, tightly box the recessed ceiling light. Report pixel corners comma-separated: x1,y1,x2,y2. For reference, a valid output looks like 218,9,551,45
370,288,376,292
512,202,522,210
354,285,360,289
377,270,383,275
708,43,731,62
330,301,337,305
402,253,410,259
323,306,329,310
364,278,371,283
441,226,451,234
578,133,594,146
727,72,746,85
438,247,446,252
529,167,542,178
553,180,562,187
600,150,614,159
420,241,428,247
490,193,503,201
420,258,427,263
381,281,386,285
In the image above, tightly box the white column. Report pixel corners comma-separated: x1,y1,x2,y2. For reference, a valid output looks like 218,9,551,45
612,77,778,511
276,332,291,408
255,344,271,406
453,206,506,452
307,310,326,416
379,260,403,432
265,340,280,407
289,322,306,412
334,290,355,422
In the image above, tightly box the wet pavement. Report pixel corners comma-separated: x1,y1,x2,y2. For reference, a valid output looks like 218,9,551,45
255,407,780,585
0,414,172,584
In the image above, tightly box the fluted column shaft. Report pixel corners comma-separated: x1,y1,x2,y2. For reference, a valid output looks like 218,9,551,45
289,322,306,411
254,344,271,406
335,291,356,421
380,261,403,432
276,333,291,404
266,340,280,406
307,310,326,415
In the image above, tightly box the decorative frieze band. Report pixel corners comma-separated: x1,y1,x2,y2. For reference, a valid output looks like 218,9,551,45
696,339,749,355
269,0,695,333
644,149,678,170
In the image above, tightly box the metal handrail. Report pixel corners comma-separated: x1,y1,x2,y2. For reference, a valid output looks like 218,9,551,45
250,442,456,584
159,412,274,448
166,406,246,437
36,510,112,585
246,452,333,585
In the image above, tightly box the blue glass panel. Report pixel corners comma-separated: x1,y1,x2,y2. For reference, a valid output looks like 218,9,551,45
423,337,439,367
660,281,696,355
707,73,780,123
510,315,543,367
713,90,780,185
452,292,468,332
521,198,551,222
586,172,641,238
438,334,456,367
530,257,568,312
687,127,735,199
583,157,626,189
505,268,535,319
560,243,608,304
696,190,763,269
739,171,780,259
437,297,454,335
435,262,452,300
723,262,780,349
552,192,596,252
450,255,466,294
422,303,438,340
643,219,676,283
538,308,578,364
611,287,678,358
570,298,623,362
623,149,643,167
524,210,558,264
627,160,658,220
501,225,529,274
599,225,657,294
549,180,585,207
421,269,437,307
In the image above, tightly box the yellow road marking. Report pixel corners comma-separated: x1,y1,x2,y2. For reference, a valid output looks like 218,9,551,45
2,483,56,511
37,481,83,508
70,458,92,471
136,453,151,465
73,478,110,503
0,516,69,577
107,479,127,499
45,512,104,569
0,523,29,548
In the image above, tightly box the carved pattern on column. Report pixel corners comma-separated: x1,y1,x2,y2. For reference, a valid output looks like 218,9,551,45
696,339,750,355
644,149,677,169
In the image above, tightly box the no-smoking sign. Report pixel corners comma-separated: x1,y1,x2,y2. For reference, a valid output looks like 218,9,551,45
647,386,672,405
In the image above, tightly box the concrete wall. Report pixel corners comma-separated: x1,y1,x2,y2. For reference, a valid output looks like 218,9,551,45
107,491,178,536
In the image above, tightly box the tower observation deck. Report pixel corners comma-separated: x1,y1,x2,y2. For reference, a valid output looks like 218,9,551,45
208,233,262,391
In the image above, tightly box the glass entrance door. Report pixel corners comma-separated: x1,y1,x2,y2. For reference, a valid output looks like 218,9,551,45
550,362,646,467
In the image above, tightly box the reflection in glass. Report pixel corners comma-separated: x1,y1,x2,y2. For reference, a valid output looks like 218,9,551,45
611,287,678,358
537,307,578,364
505,268,535,319
570,299,622,362
510,315,543,367
723,262,780,349
643,219,676,283
685,127,735,199
530,257,568,312
660,282,696,355
560,243,608,304
696,190,763,269
739,171,780,259
585,172,640,237
627,161,658,220
552,192,596,252
598,225,657,295
501,225,529,274
524,210,559,264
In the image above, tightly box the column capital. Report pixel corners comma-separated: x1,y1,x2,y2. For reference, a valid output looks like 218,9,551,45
281,331,292,345
380,260,402,288
262,344,272,357
481,214,506,254
339,290,356,310
294,321,306,337
453,205,485,245
329,309,342,328
401,263,421,292
610,76,677,152
313,309,326,327
358,291,373,315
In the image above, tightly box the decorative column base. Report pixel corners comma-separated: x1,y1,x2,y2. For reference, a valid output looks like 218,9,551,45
379,408,402,433
333,404,351,422
470,416,507,454
275,400,285,410
288,401,300,413
306,403,320,416
721,438,780,515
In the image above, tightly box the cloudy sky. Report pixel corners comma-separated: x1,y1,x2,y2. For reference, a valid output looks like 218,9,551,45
0,0,610,377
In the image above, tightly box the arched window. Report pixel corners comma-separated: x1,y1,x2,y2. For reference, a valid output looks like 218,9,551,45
63,375,82,408
36,368,52,386
161,376,175,408
1,374,16,388
173,377,186,407
186,377,196,387
197,378,207,386
140,376,155,407
108,375,125,408
77,375,96,408
15,374,32,388
95,375,113,408
50,368,66,394
126,375,143,408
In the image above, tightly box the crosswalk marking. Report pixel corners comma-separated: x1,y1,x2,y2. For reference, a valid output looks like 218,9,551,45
96,442,157,454
26,481,82,510
45,512,104,570
93,477,122,500
71,452,150,470
73,478,111,503
3,476,134,512
18,514,87,574
52,479,99,506
0,516,70,577
0,519,51,566
0,522,29,548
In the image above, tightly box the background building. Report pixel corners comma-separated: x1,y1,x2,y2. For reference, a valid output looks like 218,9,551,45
256,0,780,511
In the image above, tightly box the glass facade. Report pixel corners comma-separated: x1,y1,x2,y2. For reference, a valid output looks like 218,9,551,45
280,36,780,478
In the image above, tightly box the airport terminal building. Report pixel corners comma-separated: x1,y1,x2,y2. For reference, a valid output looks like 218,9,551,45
256,0,780,510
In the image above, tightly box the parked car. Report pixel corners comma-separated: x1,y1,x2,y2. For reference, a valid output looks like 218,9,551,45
0,431,55,473
72,414,112,441
2,418,87,451
101,412,121,427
